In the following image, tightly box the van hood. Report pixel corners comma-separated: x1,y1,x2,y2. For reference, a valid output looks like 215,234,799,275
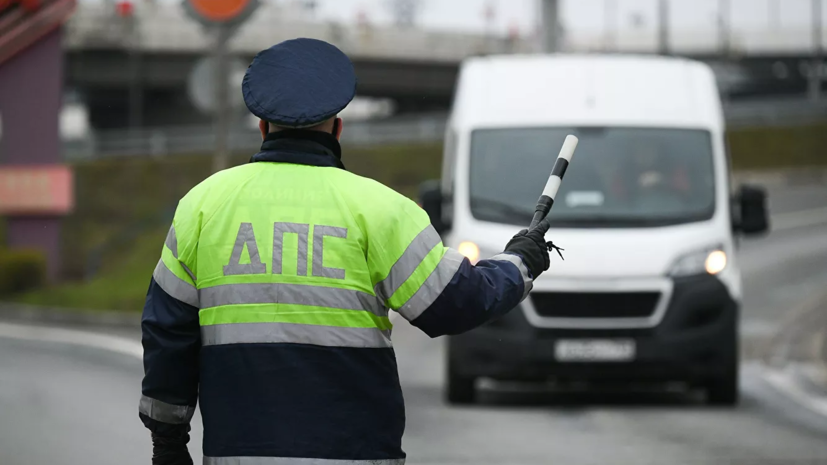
454,220,728,279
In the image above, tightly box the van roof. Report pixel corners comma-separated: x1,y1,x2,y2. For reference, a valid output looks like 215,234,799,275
451,54,723,131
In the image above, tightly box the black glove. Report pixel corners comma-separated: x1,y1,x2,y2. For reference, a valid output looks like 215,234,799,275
151,431,193,465
503,220,564,279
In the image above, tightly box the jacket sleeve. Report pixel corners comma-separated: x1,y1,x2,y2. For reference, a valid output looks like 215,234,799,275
139,213,201,436
367,195,532,338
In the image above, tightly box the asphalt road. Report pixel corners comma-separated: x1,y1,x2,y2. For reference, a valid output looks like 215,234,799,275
1,183,827,465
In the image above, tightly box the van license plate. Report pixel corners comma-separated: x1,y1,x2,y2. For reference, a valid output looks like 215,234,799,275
554,339,636,362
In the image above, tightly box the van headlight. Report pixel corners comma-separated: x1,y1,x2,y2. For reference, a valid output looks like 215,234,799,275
668,245,727,277
457,241,481,264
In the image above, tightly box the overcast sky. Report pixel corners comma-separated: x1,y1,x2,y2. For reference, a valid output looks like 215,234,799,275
305,0,817,35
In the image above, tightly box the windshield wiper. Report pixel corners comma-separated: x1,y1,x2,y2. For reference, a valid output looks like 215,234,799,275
470,198,536,222
549,214,710,227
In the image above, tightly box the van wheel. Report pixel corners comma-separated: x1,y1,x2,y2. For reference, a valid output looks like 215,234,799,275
706,366,739,406
445,362,476,405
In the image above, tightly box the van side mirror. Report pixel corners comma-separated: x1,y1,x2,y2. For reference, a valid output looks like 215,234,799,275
419,180,449,234
734,184,769,236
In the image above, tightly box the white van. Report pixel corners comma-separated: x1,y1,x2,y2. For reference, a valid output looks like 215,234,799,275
419,54,769,406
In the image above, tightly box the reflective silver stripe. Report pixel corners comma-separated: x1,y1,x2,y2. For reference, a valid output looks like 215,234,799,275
273,222,310,276
181,262,197,283
199,283,386,316
204,457,405,465
202,323,392,348
396,248,464,322
153,259,199,307
138,395,195,425
489,253,533,301
165,225,197,282
374,225,442,302
165,225,178,258
313,226,347,279
224,223,267,276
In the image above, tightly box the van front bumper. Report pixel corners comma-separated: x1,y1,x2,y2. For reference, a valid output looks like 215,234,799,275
448,274,738,383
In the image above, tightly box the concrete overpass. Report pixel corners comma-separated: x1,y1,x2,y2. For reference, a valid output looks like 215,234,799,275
64,2,827,129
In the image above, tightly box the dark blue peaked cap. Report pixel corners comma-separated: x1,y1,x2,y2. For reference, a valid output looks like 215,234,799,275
242,38,357,128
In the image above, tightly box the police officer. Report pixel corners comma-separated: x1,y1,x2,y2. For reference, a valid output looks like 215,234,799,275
139,38,555,465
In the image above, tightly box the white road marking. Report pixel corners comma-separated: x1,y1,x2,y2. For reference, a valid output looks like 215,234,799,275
759,364,827,420
772,206,827,232
741,320,777,339
0,322,143,359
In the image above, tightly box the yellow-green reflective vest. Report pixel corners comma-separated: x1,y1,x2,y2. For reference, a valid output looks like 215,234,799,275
154,161,453,348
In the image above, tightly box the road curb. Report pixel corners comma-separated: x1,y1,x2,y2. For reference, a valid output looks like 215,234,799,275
0,303,140,329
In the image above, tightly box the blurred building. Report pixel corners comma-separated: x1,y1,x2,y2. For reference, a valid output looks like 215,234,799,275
0,0,77,281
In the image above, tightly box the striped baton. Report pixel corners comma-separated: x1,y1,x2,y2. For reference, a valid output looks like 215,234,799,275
529,135,579,231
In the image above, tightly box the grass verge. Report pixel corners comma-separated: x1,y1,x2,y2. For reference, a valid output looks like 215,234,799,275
12,228,166,312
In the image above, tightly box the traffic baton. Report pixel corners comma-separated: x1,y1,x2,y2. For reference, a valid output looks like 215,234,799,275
529,135,579,231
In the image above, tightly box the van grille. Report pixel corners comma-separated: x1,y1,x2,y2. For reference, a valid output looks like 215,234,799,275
530,292,661,319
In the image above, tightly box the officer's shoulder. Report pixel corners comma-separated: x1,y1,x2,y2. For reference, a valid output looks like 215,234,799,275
333,170,416,207
180,164,258,203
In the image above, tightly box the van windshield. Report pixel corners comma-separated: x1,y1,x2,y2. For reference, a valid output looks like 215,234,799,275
469,127,717,228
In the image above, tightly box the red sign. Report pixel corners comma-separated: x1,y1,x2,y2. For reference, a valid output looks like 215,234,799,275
0,166,73,215
183,0,259,27
115,0,133,17
187,0,252,22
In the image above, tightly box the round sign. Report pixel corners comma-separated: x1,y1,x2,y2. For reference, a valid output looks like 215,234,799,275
183,0,259,26
189,0,248,22
187,56,249,115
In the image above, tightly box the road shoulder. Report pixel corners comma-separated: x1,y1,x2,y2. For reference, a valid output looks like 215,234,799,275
759,287,827,420
0,302,140,328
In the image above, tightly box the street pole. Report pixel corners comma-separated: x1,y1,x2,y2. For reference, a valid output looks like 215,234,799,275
809,0,823,102
719,0,731,56
541,0,559,53
484,1,496,54
657,0,669,55
768,0,780,30
127,11,142,132
716,0,732,105
212,24,231,173
604,0,617,52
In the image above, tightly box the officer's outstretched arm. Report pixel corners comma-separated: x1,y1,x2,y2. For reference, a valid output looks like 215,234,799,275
139,212,201,458
368,197,536,338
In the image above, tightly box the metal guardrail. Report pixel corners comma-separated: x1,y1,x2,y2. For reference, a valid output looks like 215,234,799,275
63,114,448,160
723,98,827,128
62,99,826,160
